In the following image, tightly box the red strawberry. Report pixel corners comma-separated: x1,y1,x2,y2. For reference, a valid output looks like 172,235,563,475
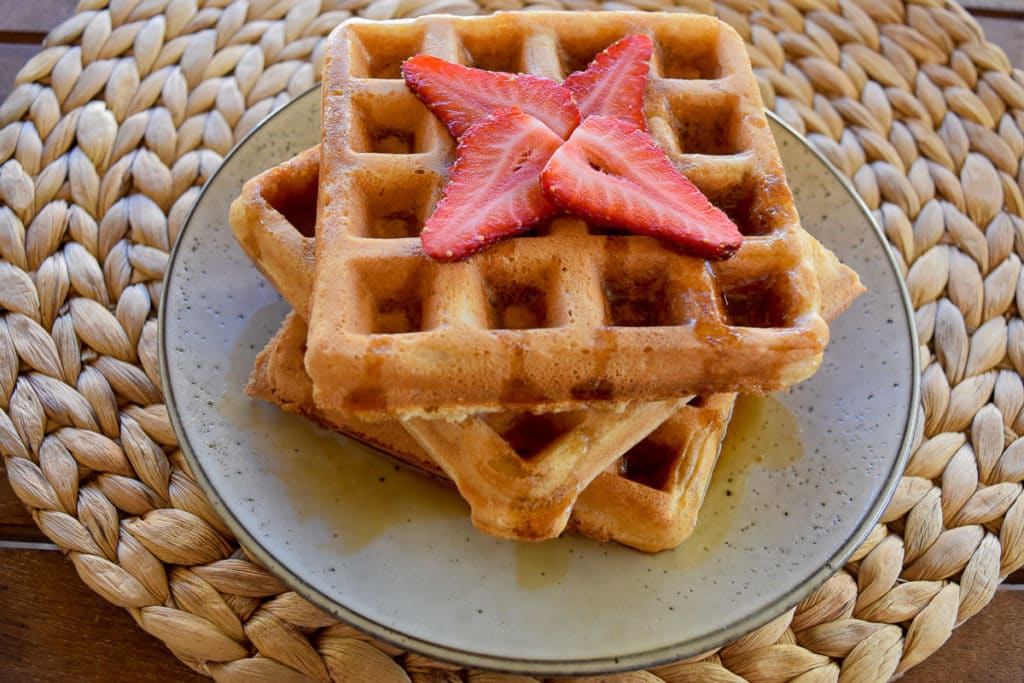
563,34,654,132
421,108,564,261
402,55,580,140
541,115,743,260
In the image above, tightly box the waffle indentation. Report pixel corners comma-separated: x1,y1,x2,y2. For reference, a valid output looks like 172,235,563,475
722,274,791,328
482,261,561,330
485,412,584,460
457,24,526,72
668,92,741,156
705,181,773,237
618,437,676,491
353,260,431,334
556,29,633,78
350,168,438,239
350,93,434,154
603,260,681,327
348,23,425,79
654,26,721,79
264,172,317,237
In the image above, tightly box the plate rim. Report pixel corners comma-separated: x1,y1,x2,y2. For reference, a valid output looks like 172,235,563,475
158,84,921,676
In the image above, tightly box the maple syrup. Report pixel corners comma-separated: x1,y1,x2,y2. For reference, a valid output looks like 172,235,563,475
514,539,573,590
270,433,465,554
658,393,804,571
218,314,464,553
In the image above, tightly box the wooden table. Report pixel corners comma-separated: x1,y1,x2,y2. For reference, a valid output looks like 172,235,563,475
1,1,1022,680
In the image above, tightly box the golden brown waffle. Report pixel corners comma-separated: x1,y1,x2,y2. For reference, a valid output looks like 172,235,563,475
404,395,688,540
230,147,318,318
307,11,833,421
231,146,863,550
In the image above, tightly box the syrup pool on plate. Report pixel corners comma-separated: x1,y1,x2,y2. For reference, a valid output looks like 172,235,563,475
218,308,467,553
661,393,806,571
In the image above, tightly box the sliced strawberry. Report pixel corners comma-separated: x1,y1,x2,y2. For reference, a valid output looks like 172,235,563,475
563,34,654,132
402,55,579,140
421,108,563,261
541,115,743,260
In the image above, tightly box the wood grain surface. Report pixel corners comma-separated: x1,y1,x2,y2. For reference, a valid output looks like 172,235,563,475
0,1,1022,681
1,549,208,682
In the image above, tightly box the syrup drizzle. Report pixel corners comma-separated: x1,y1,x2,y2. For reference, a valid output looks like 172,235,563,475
219,312,465,554
515,539,573,590
660,393,804,571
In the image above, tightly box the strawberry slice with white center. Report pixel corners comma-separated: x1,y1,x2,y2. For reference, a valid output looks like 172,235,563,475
563,34,654,131
421,107,564,261
541,115,743,260
402,55,580,140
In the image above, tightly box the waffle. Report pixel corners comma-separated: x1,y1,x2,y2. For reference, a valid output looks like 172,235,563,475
231,146,864,550
307,11,834,421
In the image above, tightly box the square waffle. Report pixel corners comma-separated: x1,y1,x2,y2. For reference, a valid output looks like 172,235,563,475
230,146,863,550
307,11,834,421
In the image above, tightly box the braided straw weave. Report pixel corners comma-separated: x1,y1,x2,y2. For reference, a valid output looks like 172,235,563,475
1,0,1022,679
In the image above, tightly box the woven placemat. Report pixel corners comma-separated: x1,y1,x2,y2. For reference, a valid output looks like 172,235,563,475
1,0,1022,680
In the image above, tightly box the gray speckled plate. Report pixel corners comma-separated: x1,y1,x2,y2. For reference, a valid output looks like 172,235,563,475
160,86,918,676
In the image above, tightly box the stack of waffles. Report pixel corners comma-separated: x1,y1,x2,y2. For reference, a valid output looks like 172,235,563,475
230,11,864,552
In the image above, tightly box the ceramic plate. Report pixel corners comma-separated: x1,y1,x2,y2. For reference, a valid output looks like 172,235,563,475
160,86,918,675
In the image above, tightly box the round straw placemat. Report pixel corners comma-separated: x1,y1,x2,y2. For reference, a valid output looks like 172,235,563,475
1,0,1022,680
